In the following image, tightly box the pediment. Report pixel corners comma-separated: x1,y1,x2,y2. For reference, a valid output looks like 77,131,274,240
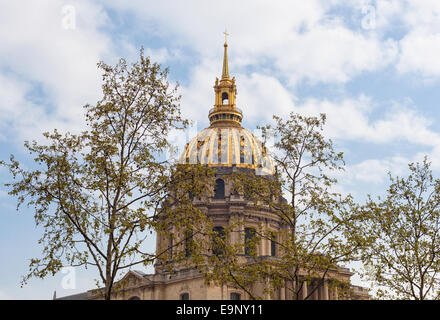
117,271,150,289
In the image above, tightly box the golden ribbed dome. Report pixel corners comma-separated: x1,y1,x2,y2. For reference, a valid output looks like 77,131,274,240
179,127,275,175
179,34,275,176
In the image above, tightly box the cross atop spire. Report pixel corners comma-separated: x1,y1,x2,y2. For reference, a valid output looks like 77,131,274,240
223,29,229,44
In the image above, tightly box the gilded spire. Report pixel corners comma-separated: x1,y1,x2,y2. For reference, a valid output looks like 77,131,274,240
222,29,229,79
209,32,242,128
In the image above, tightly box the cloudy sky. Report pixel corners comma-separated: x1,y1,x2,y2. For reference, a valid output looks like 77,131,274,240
1,0,440,299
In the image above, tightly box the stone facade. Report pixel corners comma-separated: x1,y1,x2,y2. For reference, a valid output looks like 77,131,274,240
58,171,369,301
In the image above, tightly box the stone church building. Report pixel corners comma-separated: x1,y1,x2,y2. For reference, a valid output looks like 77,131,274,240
56,37,369,301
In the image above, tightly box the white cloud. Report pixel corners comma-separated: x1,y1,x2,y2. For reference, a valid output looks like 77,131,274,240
270,26,397,85
238,73,295,123
144,47,183,64
0,0,111,141
2,0,439,146
179,59,217,128
179,61,440,183
400,0,440,30
345,157,409,184
105,0,398,85
181,66,440,153
311,0,440,79
364,0,440,78
296,97,440,147
397,29,440,78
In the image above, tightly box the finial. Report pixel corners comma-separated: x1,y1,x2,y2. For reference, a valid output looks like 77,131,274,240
222,29,230,79
223,29,229,45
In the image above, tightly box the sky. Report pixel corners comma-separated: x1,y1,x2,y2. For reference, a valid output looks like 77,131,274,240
1,0,440,299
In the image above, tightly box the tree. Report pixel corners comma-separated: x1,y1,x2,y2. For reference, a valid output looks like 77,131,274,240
359,157,440,300
0,49,213,300
200,113,365,299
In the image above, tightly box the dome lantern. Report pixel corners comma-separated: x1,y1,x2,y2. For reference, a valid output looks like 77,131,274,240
209,30,243,128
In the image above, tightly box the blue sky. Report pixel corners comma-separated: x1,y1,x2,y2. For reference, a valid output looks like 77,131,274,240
1,0,440,299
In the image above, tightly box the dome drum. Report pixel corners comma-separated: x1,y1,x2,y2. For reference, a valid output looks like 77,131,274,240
208,106,243,127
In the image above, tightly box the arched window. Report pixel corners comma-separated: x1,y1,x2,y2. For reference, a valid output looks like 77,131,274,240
128,296,141,300
185,230,193,257
214,179,225,199
180,293,190,300
230,293,241,300
169,237,174,260
222,92,229,104
270,232,277,257
244,227,256,256
212,226,225,256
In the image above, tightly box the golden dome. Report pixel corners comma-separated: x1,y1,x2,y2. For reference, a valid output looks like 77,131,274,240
179,127,275,175
179,33,275,176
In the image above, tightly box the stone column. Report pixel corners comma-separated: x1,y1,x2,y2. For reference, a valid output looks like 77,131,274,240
264,288,270,299
302,281,308,300
240,219,245,254
334,286,339,300
280,282,285,300
258,236,263,256
264,236,269,256
312,282,318,300
263,221,268,256
234,216,243,254
322,280,329,300
232,217,238,248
